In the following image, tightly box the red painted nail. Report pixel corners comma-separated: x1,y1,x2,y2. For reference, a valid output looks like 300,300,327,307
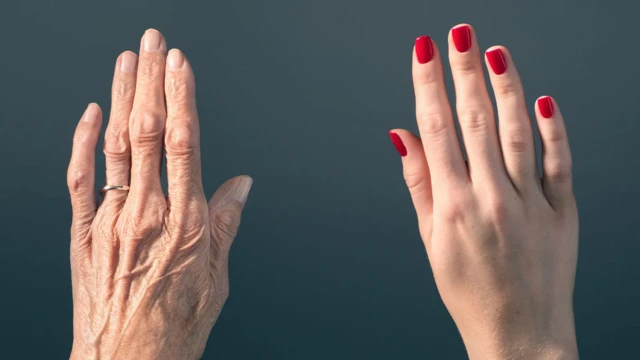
415,36,434,64
452,25,471,52
389,131,407,157
486,48,507,75
538,96,554,118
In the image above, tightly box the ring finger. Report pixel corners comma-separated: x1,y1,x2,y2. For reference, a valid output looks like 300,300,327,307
448,24,505,186
103,51,138,204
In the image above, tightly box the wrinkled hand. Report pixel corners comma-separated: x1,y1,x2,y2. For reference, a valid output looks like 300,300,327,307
390,24,578,359
67,29,252,360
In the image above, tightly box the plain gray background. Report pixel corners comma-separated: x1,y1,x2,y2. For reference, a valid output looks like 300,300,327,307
1,0,638,358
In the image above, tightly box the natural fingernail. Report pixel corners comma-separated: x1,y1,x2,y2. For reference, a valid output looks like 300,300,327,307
143,29,163,51
119,52,137,73
486,48,507,75
389,131,407,157
168,49,185,71
415,36,434,64
452,25,472,53
538,96,554,118
232,177,253,205
83,103,99,123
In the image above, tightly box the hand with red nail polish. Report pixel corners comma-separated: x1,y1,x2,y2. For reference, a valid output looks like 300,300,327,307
67,29,253,360
393,24,579,360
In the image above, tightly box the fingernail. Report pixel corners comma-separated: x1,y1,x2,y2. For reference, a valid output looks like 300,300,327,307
452,25,472,53
143,29,163,51
415,36,434,64
168,49,185,71
83,103,99,123
120,52,137,73
232,177,253,205
486,48,507,75
538,96,554,118
389,131,407,157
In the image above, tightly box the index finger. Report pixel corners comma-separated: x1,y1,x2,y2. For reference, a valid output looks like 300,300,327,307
164,49,205,209
412,36,468,190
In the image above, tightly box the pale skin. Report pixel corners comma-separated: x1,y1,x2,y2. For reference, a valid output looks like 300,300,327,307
391,24,579,359
67,29,252,360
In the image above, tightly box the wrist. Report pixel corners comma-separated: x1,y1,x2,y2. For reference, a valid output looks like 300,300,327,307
462,334,578,360
471,344,579,360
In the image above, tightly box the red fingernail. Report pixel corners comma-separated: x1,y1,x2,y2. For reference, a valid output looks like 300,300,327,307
415,36,434,64
486,48,507,75
452,25,471,53
538,96,554,118
389,131,407,157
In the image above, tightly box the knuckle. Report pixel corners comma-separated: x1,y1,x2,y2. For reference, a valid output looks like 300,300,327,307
413,68,441,87
503,130,530,154
457,105,493,132
416,109,450,138
103,128,130,160
451,59,480,77
165,126,197,156
493,81,521,99
138,56,165,81
112,77,136,100
67,168,91,195
213,210,241,239
440,196,469,222
544,128,566,144
169,200,207,230
166,74,193,100
130,109,166,144
486,196,509,223
403,171,427,196
123,199,166,240
73,129,93,146
545,158,572,183
128,213,162,240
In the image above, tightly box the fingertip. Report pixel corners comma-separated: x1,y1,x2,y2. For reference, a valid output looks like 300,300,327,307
389,130,408,157
485,46,509,76
536,95,555,118
451,23,473,34
81,103,102,124
415,36,435,64
167,48,186,71
118,51,138,73
450,23,474,53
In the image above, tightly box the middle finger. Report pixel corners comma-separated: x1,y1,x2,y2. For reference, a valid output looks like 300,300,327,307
129,29,168,201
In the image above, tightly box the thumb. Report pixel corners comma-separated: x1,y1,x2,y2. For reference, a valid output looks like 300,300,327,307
208,175,253,251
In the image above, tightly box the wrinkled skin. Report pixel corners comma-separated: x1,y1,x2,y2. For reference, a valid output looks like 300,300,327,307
67,29,252,360
391,24,579,359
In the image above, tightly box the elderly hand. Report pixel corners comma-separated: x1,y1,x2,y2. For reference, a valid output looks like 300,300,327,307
67,29,252,360
390,24,579,359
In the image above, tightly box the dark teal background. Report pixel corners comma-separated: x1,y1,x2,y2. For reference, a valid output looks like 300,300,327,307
1,0,639,358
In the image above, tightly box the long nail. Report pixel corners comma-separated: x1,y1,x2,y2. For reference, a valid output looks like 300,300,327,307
415,36,434,64
452,25,472,53
389,131,407,157
486,48,507,75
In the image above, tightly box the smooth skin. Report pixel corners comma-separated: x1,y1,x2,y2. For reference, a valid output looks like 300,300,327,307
67,29,252,360
391,24,579,359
